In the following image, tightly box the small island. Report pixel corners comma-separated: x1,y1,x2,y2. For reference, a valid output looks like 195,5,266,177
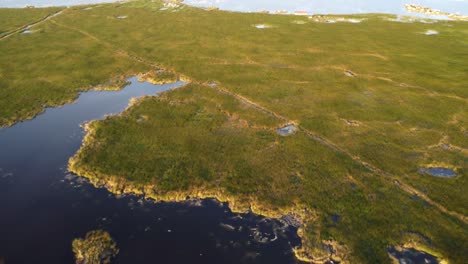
72,230,119,264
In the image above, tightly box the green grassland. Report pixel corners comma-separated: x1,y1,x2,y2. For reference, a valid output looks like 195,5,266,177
0,7,62,37
0,7,150,126
1,0,467,263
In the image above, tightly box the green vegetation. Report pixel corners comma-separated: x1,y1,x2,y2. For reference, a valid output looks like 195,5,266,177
0,7,149,126
1,1,467,263
0,7,62,37
138,69,182,84
72,230,119,264
70,83,466,263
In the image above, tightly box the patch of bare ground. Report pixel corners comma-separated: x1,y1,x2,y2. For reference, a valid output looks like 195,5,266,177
305,47,324,54
350,52,389,61
341,119,362,127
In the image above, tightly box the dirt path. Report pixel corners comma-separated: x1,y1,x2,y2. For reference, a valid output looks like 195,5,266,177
0,9,65,40
207,84,467,224
48,19,468,224
50,20,161,70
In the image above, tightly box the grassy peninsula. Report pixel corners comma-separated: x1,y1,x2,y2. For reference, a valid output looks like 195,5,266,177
1,1,467,263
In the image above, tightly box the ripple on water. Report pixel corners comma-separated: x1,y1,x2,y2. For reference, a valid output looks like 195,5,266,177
0,168,13,179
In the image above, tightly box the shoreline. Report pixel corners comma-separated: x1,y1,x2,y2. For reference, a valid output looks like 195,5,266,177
68,160,348,264
67,93,350,264
0,69,184,129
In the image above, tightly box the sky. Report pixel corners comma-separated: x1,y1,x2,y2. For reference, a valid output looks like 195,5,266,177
1,0,467,16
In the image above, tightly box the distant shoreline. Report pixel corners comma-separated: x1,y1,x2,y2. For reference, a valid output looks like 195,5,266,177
2,0,467,22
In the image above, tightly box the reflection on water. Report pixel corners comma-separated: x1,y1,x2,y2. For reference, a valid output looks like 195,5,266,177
0,78,304,263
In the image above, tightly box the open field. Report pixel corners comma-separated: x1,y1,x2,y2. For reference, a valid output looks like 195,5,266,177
0,7,62,38
1,1,467,263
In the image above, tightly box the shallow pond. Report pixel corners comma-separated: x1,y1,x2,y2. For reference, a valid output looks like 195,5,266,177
277,124,298,136
0,77,304,263
421,167,457,178
425,29,439,35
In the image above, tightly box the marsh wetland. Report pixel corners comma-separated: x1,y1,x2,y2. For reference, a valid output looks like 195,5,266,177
0,0,466,263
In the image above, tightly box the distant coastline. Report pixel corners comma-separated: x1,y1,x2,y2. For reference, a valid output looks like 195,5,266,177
405,4,468,21
3,0,468,21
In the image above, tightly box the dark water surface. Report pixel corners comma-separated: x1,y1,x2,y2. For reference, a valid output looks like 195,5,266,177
0,77,303,264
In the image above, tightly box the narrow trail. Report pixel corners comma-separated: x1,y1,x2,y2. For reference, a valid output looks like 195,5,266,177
206,84,468,224
46,19,467,224
328,65,467,103
0,9,65,40
50,20,161,70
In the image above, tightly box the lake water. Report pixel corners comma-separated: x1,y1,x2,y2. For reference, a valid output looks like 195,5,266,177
0,77,304,263
1,0,467,18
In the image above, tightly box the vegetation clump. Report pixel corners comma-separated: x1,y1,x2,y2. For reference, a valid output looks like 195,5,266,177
138,69,180,84
72,230,119,264
94,76,130,91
